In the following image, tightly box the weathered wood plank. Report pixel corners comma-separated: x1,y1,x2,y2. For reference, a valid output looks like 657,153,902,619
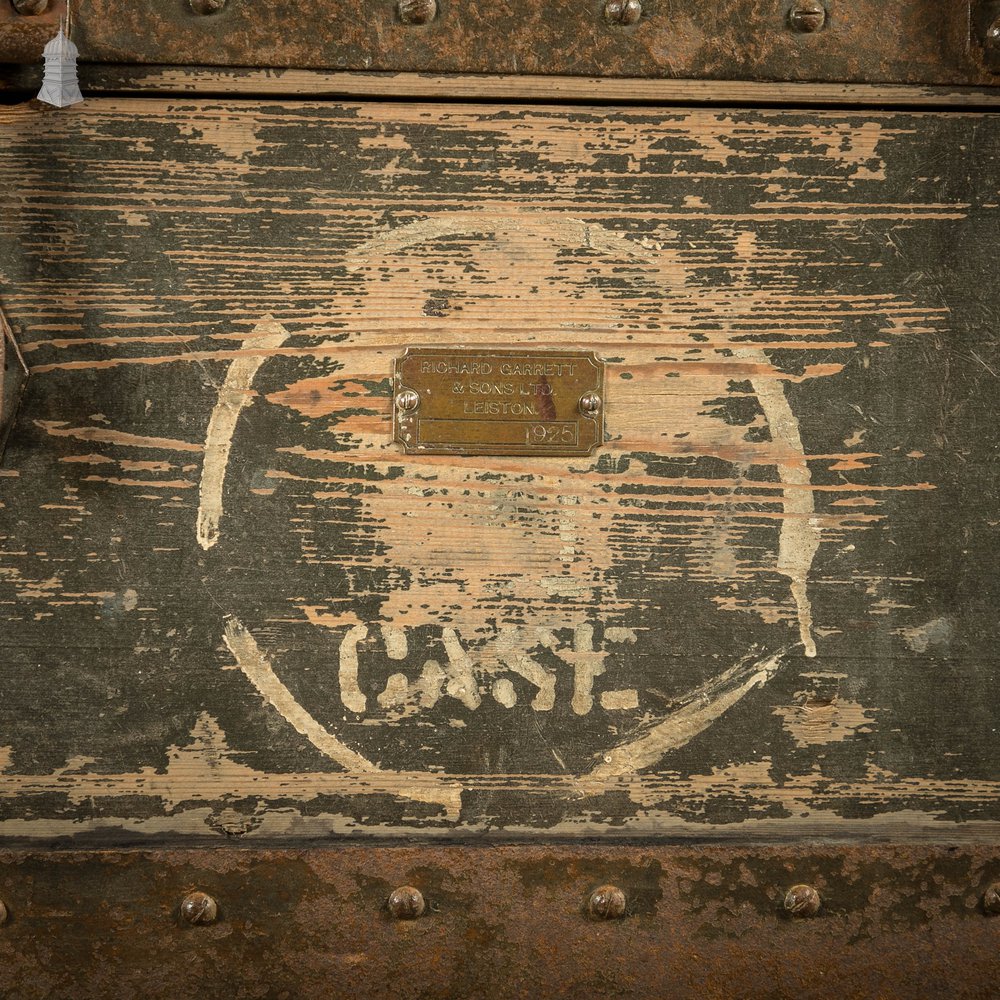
0,99,998,841
6,66,1000,108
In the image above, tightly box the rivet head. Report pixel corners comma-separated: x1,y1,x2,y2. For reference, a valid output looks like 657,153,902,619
587,884,626,920
784,884,821,918
788,1,826,32
11,0,50,14
387,885,425,919
580,392,602,415
188,0,227,14
987,17,1000,48
180,891,218,925
604,0,641,25
395,388,420,413
0,900,8,925
398,0,436,24
983,883,1000,914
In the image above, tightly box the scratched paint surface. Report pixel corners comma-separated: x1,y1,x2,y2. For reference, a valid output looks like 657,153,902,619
0,100,998,840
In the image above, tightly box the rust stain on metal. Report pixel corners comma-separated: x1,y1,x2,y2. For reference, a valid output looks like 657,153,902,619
0,846,996,998
0,0,62,62
1,0,998,85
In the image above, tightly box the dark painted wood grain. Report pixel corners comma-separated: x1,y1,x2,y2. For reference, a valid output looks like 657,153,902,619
0,99,998,841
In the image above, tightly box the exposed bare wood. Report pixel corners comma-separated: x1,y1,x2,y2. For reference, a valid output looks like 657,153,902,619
71,67,1000,107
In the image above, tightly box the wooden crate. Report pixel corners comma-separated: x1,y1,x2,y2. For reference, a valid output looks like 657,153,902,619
1,5,1000,996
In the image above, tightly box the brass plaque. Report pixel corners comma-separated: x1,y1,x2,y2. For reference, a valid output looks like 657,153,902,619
392,348,605,456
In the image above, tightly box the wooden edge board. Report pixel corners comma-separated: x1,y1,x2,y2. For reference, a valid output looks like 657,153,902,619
3,65,1000,107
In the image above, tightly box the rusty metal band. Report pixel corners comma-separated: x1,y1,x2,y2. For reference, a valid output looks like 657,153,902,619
0,845,998,999
1,0,1000,87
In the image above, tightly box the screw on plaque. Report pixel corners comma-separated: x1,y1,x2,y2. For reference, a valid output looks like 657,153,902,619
579,392,602,415
0,899,8,925
787,1,826,32
395,388,420,412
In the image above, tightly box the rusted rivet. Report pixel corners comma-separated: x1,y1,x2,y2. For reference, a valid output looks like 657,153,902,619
387,885,425,919
587,885,626,920
604,0,641,25
395,388,420,413
986,16,1000,51
580,392,602,415
788,1,826,32
11,0,50,14
784,884,821,918
398,0,436,24
983,883,1000,914
180,891,218,925
188,0,227,14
